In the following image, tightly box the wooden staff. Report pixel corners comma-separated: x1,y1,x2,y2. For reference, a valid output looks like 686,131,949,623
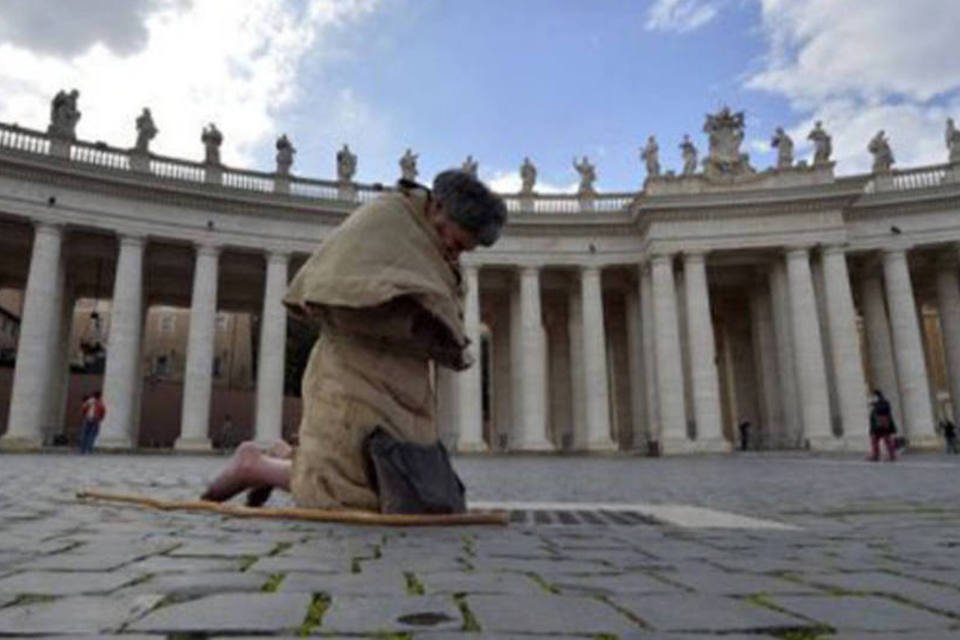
76,489,509,527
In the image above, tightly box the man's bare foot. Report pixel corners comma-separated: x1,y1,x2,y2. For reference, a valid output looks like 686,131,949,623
201,441,262,502
267,439,294,460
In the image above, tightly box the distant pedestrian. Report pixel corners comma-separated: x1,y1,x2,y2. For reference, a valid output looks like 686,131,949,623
79,390,106,454
738,420,751,451
868,389,896,462
939,418,958,454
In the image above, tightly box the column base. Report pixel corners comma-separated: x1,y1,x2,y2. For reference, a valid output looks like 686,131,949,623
692,437,733,453
659,437,696,455
510,438,555,453
806,435,847,451
174,437,212,452
96,436,135,451
904,433,941,451
455,439,489,454
586,437,618,452
842,435,871,452
0,434,44,452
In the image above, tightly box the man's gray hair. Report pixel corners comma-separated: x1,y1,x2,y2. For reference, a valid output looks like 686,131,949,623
432,170,507,247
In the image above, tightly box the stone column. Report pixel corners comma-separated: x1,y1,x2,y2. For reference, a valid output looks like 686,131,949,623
785,247,835,448
749,283,781,445
625,285,646,449
580,266,615,450
254,252,289,445
2,223,64,450
769,261,801,448
882,248,937,444
860,273,904,428
935,258,960,422
682,252,728,451
513,266,552,450
456,265,486,452
100,235,146,448
567,285,586,449
821,246,870,449
175,244,219,451
640,263,659,445
651,254,690,453
46,282,76,443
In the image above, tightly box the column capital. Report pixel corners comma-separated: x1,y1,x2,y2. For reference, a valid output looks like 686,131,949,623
118,234,146,248
682,250,707,263
579,264,602,277
880,246,908,261
784,245,812,259
650,252,674,266
33,221,64,237
265,250,290,264
195,242,221,258
820,244,849,257
519,265,540,278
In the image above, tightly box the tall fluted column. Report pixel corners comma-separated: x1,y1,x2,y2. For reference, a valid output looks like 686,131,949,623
625,286,646,449
567,285,586,448
651,254,690,453
580,266,615,450
100,235,146,448
683,252,728,451
176,244,219,451
769,261,801,447
2,223,64,450
640,263,659,444
456,265,486,452
882,248,937,444
821,246,869,448
785,247,834,447
859,273,904,427
46,282,75,442
749,283,781,444
936,257,960,422
254,252,289,445
513,266,552,450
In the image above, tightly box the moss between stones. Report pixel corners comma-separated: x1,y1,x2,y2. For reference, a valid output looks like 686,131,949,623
261,572,285,592
451,592,481,631
237,555,258,571
526,572,559,594
404,571,425,595
297,592,330,636
268,541,293,556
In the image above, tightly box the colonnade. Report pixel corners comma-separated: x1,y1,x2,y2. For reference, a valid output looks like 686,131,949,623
1,221,957,452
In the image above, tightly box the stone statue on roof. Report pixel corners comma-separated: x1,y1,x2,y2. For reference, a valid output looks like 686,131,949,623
679,134,698,176
399,148,418,182
641,135,660,178
48,89,81,139
520,157,537,194
807,120,832,166
275,134,295,176
336,144,357,183
573,155,596,195
201,123,223,165
702,106,753,178
946,118,960,164
461,154,478,179
771,127,794,169
134,107,157,154
868,130,894,173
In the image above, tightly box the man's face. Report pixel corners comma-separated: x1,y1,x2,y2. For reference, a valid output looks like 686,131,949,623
430,202,478,262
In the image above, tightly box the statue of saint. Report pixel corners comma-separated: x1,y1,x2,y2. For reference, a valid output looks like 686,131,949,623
275,134,295,176
573,155,596,194
946,117,960,164
336,144,357,183
771,127,794,169
679,134,698,176
461,154,478,179
47,88,81,139
702,106,752,177
520,157,537,194
399,148,418,182
868,130,895,173
133,108,157,154
807,120,832,166
201,123,223,165
641,135,660,178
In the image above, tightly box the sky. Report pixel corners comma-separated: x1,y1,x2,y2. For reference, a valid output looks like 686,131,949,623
0,0,958,194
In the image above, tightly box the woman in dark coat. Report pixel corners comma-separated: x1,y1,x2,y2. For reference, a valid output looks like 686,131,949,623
868,389,897,462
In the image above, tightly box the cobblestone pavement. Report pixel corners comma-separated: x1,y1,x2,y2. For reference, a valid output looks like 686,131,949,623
0,451,958,638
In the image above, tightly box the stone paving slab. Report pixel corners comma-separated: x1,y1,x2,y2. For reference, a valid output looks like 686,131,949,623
548,570,683,596
659,566,826,595
114,571,269,600
278,570,408,595
794,570,960,615
418,570,543,595
610,593,810,632
247,554,350,573
320,595,463,633
769,594,955,631
0,594,162,634
124,554,248,573
0,570,143,596
128,592,312,633
465,593,640,634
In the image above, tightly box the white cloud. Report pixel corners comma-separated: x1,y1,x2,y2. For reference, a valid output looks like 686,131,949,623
0,0,380,167
746,0,960,173
645,0,720,34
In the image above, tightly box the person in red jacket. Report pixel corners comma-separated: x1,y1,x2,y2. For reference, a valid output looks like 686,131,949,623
79,390,106,454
